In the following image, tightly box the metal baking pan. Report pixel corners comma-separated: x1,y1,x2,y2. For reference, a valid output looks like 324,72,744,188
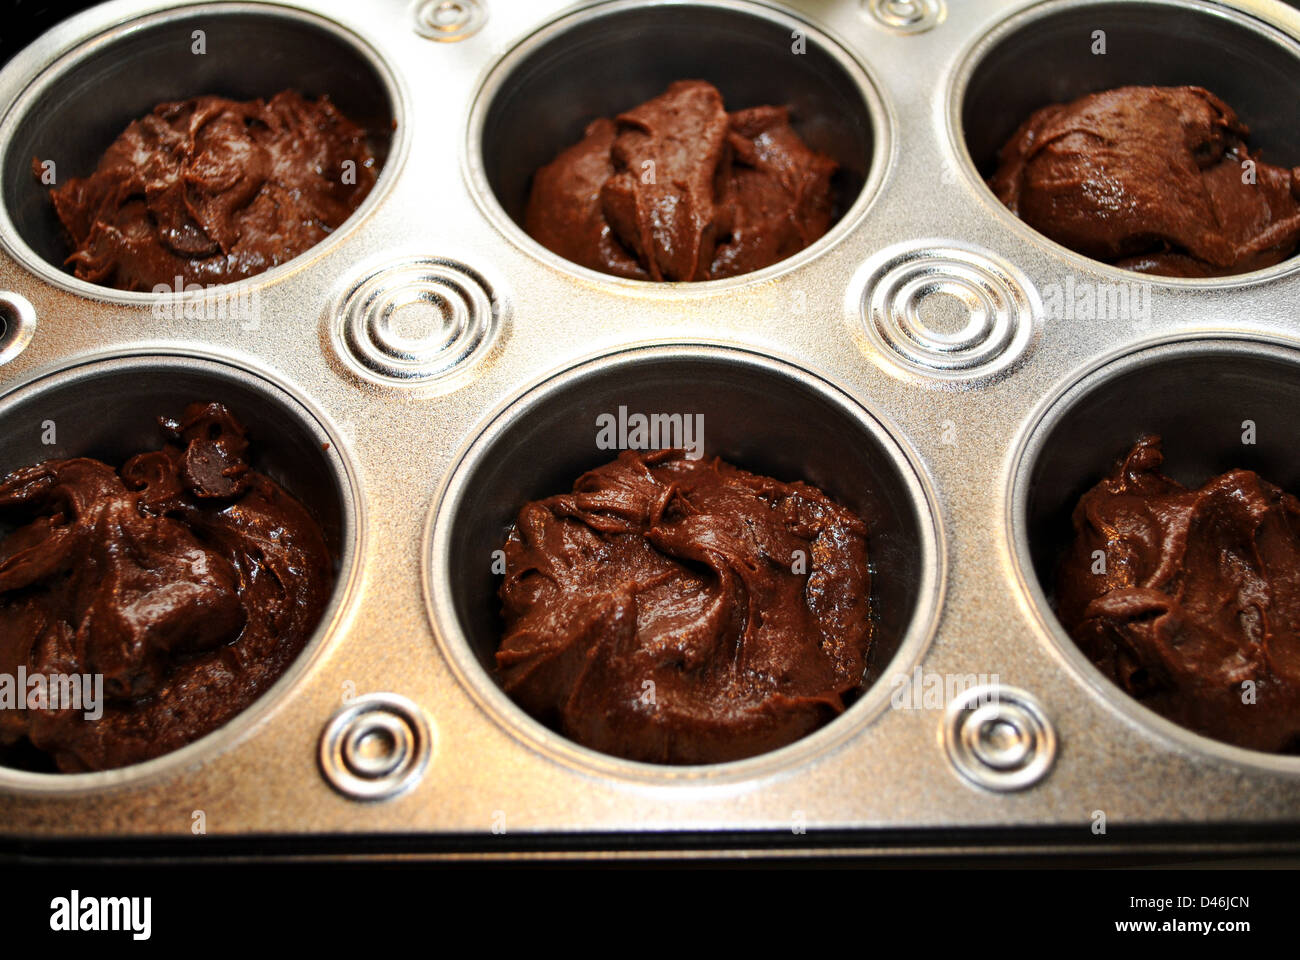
2,0,1299,860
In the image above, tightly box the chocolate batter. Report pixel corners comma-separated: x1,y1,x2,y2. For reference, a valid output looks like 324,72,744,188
0,403,334,772
38,90,377,291
496,449,874,764
1057,436,1300,753
524,80,838,281
990,86,1300,277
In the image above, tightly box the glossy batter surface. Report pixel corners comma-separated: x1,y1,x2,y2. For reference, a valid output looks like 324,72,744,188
524,80,838,281
1057,436,1300,752
496,449,874,764
0,403,334,772
990,86,1300,277
40,90,377,291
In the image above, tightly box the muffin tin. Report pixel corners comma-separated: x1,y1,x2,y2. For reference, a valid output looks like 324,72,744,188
1,0,1299,857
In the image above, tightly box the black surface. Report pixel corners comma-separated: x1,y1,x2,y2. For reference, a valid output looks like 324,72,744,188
1,0,100,66
1,857,1290,947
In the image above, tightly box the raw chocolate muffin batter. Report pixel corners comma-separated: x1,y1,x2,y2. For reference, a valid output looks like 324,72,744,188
989,86,1300,277
524,80,838,281
1057,436,1300,753
38,90,377,291
496,449,875,764
0,403,334,772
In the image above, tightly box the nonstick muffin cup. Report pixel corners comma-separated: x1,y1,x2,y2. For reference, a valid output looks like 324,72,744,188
0,1,401,299
954,0,1300,284
425,343,943,782
467,0,888,284
1011,336,1300,774
0,350,360,790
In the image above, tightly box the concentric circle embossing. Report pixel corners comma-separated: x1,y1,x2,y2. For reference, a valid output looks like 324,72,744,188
414,0,486,42
331,257,499,385
320,693,432,801
944,685,1056,791
865,0,944,33
857,241,1038,382
0,291,35,368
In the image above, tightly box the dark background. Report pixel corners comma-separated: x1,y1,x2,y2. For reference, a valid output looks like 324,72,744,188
1,0,100,65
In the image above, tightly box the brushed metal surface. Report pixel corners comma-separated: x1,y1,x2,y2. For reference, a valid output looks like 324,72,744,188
0,0,1298,849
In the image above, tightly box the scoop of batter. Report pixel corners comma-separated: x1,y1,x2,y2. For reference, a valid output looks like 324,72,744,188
0,402,334,772
989,86,1300,277
38,90,377,291
524,80,838,281
496,449,874,764
1057,436,1300,752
